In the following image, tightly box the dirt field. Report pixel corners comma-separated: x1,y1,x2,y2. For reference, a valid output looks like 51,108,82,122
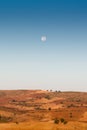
0,90,87,130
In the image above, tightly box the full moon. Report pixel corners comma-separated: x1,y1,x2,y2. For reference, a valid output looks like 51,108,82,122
41,36,47,42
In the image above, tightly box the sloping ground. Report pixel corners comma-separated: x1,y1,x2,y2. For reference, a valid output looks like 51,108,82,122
0,121,87,130
0,90,87,129
79,112,87,122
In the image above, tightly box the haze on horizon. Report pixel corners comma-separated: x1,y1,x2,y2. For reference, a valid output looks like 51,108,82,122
0,0,87,91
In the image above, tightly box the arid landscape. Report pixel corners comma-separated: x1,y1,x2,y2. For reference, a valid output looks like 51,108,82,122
0,90,87,130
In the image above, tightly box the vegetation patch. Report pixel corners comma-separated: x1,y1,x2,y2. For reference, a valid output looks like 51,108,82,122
0,115,12,123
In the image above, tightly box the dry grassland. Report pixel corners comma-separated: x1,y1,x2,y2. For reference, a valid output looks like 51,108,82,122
0,90,87,130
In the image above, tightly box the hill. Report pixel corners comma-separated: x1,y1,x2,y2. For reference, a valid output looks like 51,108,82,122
0,90,87,130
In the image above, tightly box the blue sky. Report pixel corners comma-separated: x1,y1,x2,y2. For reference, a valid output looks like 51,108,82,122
0,0,87,91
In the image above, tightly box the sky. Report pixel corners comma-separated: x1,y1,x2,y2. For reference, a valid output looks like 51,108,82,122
0,0,87,91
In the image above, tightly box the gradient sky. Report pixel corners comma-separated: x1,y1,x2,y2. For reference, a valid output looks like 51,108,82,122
0,0,87,91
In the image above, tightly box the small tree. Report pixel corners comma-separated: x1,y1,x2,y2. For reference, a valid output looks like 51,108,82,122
54,118,59,124
70,113,72,118
45,95,51,100
63,120,68,124
0,115,1,120
15,121,19,124
48,107,51,111
60,118,65,123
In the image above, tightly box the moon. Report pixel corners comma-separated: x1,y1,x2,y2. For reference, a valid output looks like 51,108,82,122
41,36,47,42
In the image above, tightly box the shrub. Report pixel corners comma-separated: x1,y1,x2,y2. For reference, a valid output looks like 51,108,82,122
12,99,16,102
48,107,51,111
60,118,68,124
0,115,12,123
15,121,19,124
54,118,59,124
60,118,65,123
45,95,51,100
63,120,68,124
70,113,72,118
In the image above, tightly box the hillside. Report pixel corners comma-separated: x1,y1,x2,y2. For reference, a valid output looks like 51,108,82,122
0,90,87,130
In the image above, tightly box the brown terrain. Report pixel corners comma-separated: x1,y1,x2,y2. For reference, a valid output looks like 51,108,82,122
0,90,87,130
